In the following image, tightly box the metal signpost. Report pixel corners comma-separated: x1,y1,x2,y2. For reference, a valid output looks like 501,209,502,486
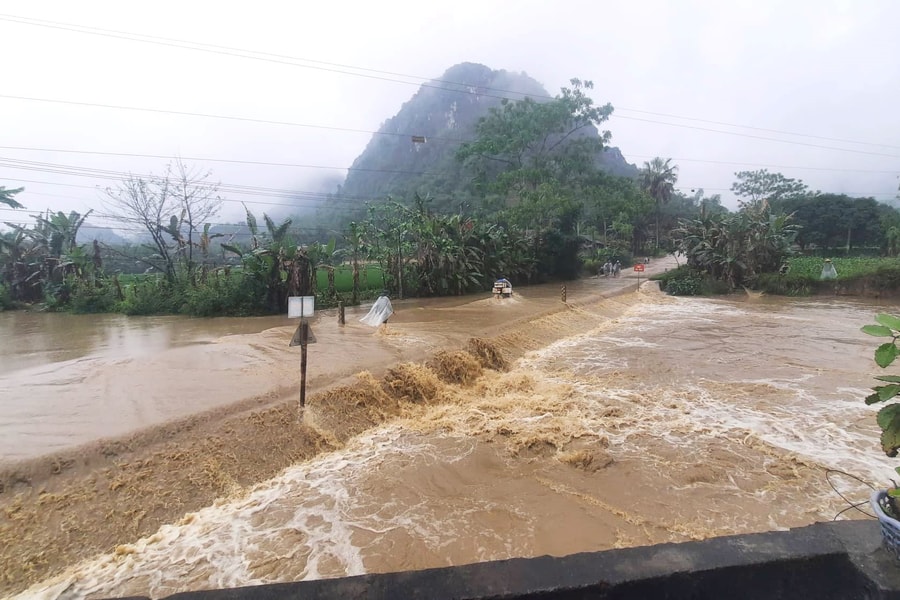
288,296,316,408
634,262,645,286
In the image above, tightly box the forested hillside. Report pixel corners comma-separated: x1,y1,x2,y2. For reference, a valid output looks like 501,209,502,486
336,62,636,213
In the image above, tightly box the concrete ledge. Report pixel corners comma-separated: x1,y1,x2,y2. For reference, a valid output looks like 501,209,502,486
124,521,900,600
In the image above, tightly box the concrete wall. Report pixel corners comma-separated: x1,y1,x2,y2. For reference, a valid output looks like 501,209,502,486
119,521,900,600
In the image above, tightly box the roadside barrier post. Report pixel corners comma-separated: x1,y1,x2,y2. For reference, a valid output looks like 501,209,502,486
561,285,567,303
288,296,317,409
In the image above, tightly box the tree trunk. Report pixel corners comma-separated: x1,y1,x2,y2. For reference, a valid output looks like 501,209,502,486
352,256,359,305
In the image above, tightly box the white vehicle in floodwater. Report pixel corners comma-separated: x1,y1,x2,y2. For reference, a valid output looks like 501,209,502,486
492,278,513,298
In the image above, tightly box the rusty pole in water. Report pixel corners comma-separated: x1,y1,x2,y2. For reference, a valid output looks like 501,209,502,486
300,320,309,408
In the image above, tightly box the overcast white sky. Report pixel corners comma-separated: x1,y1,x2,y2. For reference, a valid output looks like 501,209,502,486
2,0,899,233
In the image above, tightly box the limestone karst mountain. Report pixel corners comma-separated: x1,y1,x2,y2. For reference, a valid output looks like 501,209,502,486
337,62,636,209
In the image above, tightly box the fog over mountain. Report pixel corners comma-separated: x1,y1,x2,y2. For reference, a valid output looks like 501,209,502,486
338,63,636,208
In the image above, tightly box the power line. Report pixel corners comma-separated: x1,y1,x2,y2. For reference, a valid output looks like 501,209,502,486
0,14,463,97
2,176,380,211
4,154,897,215
610,115,900,159
2,169,501,216
0,93,467,144
626,154,899,175
6,141,898,198
3,12,898,152
5,147,898,211
6,91,898,162
0,218,340,236
616,109,900,151
0,208,361,233
5,143,897,176
0,156,378,202
0,145,430,176
673,185,896,196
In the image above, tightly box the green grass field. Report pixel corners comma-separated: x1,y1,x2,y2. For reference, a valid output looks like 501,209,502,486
316,266,386,292
754,255,900,296
787,256,900,279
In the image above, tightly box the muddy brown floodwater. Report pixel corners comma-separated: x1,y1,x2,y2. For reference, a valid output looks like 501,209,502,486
0,270,645,461
2,258,895,600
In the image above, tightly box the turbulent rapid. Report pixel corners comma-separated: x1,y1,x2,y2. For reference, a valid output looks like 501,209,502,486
5,282,896,600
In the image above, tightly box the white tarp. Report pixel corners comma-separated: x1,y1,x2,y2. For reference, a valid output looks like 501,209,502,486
360,296,394,327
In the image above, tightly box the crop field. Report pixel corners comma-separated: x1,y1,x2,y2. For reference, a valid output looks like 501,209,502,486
787,256,900,279
316,266,386,292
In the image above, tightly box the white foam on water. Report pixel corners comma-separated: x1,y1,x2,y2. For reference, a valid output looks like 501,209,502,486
12,429,434,600
13,293,895,599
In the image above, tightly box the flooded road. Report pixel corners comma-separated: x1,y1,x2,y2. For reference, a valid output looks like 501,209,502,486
0,272,650,462
4,262,898,599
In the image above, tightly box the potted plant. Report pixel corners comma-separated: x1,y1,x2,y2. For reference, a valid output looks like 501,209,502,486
863,313,900,556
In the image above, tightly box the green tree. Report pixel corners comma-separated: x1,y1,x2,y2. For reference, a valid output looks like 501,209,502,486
341,221,366,304
886,227,900,258
360,196,485,297
221,206,312,313
640,157,679,251
0,226,41,302
689,188,729,218
456,79,612,278
583,174,653,255
457,79,613,213
879,203,900,256
0,186,25,209
781,194,883,251
34,209,93,258
360,200,414,298
0,208,96,305
674,200,797,288
731,169,809,207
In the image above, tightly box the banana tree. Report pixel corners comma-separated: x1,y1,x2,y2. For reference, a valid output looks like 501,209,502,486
675,201,797,288
222,206,312,312
0,186,24,209
305,238,338,299
0,226,43,302
342,221,366,304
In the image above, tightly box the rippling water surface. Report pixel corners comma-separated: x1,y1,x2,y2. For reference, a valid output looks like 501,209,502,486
7,287,898,600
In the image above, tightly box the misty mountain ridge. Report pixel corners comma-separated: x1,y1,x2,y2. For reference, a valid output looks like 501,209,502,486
337,62,637,207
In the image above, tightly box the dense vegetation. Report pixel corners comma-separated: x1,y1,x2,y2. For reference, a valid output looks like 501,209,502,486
661,170,900,296
4,68,900,313
0,77,662,316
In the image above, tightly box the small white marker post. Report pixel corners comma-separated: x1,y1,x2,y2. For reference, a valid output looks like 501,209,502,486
288,296,316,408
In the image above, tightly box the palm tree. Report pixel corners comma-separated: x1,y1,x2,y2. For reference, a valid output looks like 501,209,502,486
0,186,25,209
640,157,679,251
